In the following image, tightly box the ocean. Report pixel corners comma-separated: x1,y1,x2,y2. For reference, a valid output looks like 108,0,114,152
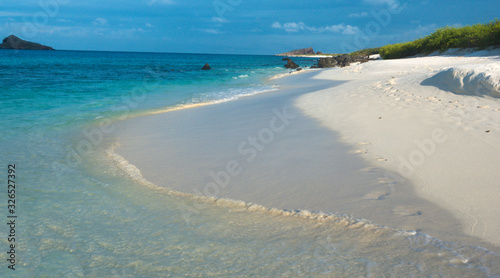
0,49,498,277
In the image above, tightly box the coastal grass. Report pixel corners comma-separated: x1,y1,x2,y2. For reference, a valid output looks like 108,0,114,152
379,19,500,59
349,47,382,57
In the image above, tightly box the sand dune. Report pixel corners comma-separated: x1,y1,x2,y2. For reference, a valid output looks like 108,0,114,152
422,63,500,98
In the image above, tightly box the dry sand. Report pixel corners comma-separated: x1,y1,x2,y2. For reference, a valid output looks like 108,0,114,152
109,50,500,252
296,50,500,248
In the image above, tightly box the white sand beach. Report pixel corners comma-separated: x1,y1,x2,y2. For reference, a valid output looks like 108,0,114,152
110,50,500,251
297,50,500,248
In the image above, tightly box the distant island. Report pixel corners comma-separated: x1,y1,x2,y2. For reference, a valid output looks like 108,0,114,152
0,35,54,50
276,47,324,56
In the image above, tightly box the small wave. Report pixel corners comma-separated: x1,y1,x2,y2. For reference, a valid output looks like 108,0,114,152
104,144,500,276
115,87,279,120
106,144,428,235
269,69,310,80
190,86,278,106
232,74,249,79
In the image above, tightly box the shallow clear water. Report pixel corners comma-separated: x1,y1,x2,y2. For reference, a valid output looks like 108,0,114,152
0,50,498,277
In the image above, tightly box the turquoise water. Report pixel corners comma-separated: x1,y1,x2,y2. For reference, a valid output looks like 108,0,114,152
0,50,499,277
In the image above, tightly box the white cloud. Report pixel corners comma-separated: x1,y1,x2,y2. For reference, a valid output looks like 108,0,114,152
145,23,154,28
212,17,229,23
322,24,343,33
272,22,359,35
363,0,403,10
57,19,72,23
340,25,360,35
348,12,369,18
0,11,30,17
194,28,221,34
364,0,396,5
1,21,146,40
204,29,220,34
282,22,306,32
415,23,437,34
147,0,175,5
271,22,282,29
322,24,360,34
92,18,108,26
110,28,146,37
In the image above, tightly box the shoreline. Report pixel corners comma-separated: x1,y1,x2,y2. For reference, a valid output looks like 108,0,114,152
107,60,500,252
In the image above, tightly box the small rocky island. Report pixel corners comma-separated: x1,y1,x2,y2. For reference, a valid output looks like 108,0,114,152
0,35,54,50
276,47,321,56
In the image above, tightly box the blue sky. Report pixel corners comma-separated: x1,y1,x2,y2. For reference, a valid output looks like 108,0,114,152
0,0,497,54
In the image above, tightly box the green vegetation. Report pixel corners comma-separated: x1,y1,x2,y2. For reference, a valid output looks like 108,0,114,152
349,47,382,57
379,19,500,59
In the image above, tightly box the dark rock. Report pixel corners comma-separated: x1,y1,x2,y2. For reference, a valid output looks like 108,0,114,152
201,63,211,70
282,57,291,61
310,65,318,69
0,35,54,50
284,59,299,69
336,54,351,67
351,55,369,64
316,51,323,54
296,68,302,71
317,54,369,68
317,57,338,68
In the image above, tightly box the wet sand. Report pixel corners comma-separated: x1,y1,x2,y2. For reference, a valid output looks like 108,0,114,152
108,68,499,251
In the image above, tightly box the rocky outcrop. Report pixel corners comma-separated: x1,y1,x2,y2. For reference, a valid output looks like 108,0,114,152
0,35,54,50
316,51,323,55
201,63,211,70
334,54,352,67
317,54,369,68
276,47,315,56
284,59,299,69
317,57,338,68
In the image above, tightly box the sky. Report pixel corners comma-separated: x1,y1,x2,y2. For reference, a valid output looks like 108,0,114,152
0,0,498,54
